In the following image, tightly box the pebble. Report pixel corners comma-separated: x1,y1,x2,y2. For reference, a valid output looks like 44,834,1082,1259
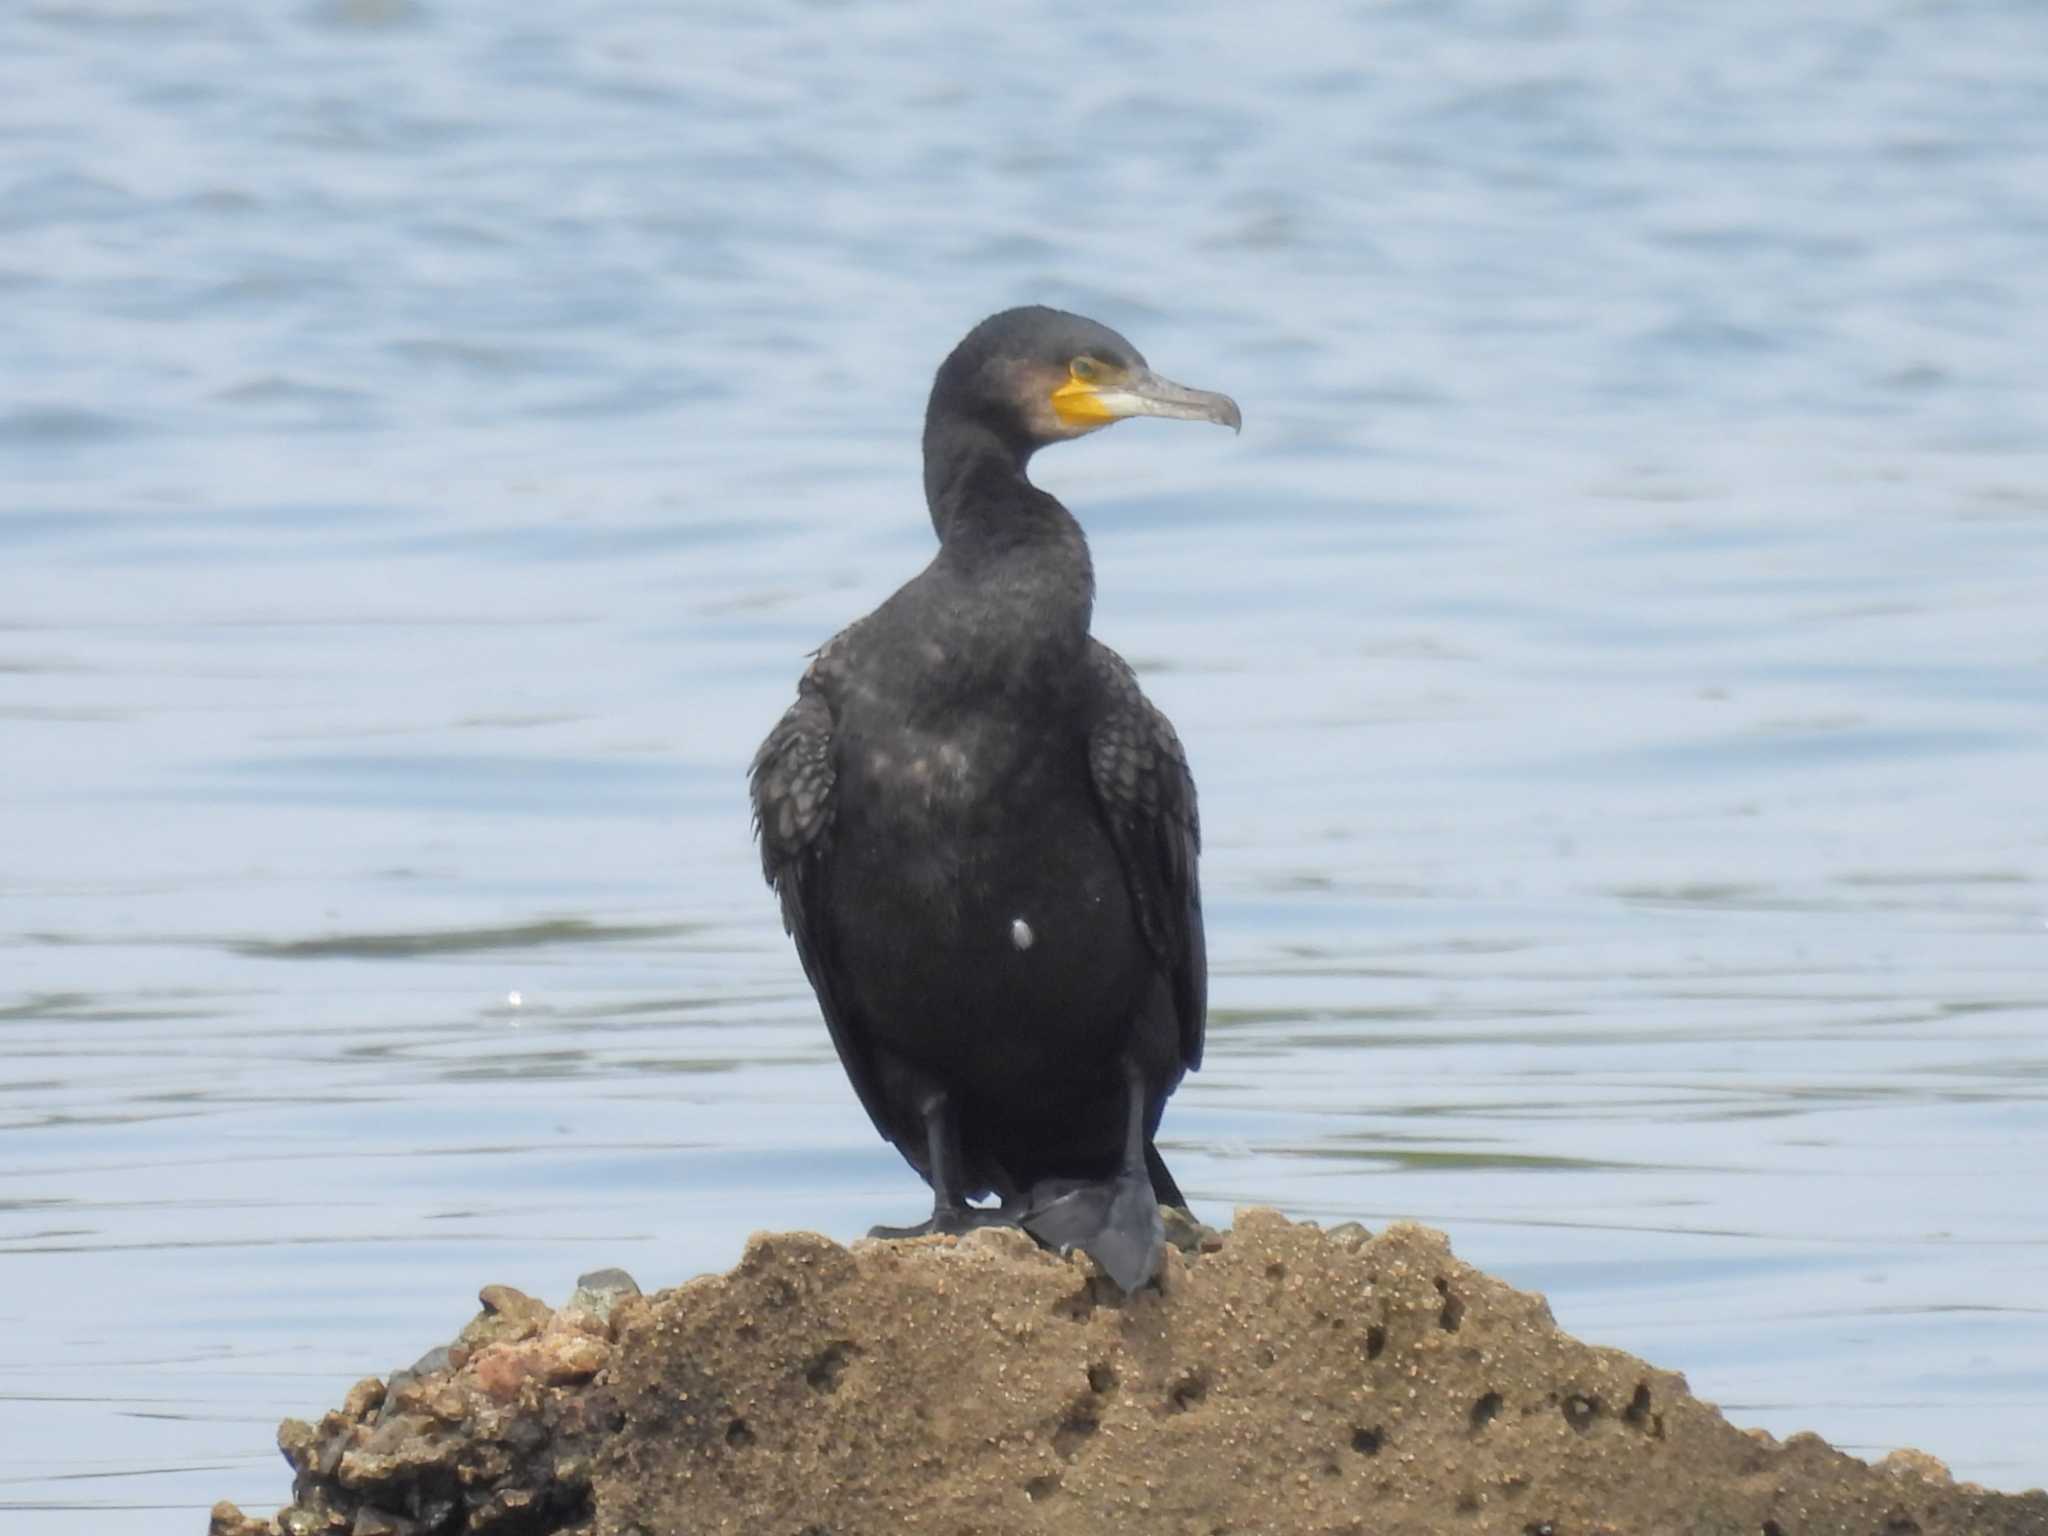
341,1377,385,1423
568,1267,642,1327
408,1345,455,1376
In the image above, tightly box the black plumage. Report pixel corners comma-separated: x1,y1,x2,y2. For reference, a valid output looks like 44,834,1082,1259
751,306,1238,1288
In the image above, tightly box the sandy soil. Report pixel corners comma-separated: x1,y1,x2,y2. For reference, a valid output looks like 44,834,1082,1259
212,1210,2048,1536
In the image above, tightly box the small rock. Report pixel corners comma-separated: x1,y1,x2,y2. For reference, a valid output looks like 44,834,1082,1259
408,1345,455,1377
534,1329,610,1384
564,1269,638,1330
479,1282,547,1319
314,1421,350,1478
1162,1206,1224,1255
1324,1221,1371,1250
374,1371,414,1427
547,1304,612,1340
1881,1447,1954,1484
277,1418,318,1475
338,1432,466,1490
209,1501,278,1536
390,1375,467,1424
460,1284,551,1349
471,1486,538,1526
472,1342,540,1401
1233,1205,1292,1232
961,1223,1042,1259
341,1378,385,1423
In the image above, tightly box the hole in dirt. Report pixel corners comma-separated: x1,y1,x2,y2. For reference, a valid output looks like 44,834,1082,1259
1434,1278,1464,1333
724,1417,755,1449
1469,1392,1502,1432
1086,1362,1117,1395
1882,1521,1923,1536
1350,1425,1384,1456
1052,1409,1098,1460
1265,1261,1287,1281
1023,1473,1060,1502
1168,1370,1209,1413
804,1341,857,1394
1761,1524,1785,1536
1562,1393,1600,1432
1624,1381,1662,1438
1054,1274,1121,1322
1365,1324,1387,1360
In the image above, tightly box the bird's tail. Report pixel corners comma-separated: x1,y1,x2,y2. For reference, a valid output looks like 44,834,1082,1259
1145,1138,1186,1209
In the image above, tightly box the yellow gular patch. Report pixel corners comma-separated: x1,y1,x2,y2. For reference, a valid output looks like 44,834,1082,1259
1050,371,1122,427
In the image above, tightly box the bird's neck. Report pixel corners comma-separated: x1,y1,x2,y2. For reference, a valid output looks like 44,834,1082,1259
922,418,1030,531
920,418,1096,665
923,419,1088,562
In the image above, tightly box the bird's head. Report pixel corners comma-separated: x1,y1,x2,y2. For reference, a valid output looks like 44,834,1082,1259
929,306,1241,456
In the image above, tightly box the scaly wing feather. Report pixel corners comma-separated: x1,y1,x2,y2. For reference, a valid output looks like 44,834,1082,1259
749,647,898,1139
1084,641,1206,1073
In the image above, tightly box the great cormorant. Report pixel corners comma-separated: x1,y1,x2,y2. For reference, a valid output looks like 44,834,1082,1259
750,306,1239,1290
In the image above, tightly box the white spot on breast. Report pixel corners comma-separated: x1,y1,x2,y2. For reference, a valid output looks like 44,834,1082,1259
1011,917,1034,951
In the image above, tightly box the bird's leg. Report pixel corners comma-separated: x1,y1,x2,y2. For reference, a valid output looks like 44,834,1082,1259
1116,1056,1147,1174
868,1086,1013,1239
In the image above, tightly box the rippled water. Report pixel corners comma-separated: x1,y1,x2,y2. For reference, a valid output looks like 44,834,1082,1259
4,1,2047,1525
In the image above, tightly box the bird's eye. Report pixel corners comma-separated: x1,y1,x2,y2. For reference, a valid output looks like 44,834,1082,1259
1070,357,1101,383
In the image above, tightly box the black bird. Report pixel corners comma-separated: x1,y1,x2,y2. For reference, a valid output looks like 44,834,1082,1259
750,307,1239,1290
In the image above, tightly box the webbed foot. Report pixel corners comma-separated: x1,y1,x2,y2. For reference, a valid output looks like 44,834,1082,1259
868,1205,1017,1241
1018,1168,1164,1292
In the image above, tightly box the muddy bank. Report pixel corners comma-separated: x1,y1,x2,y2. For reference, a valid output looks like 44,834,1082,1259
212,1210,2048,1535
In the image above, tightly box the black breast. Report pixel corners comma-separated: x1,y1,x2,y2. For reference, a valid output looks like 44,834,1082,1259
819,577,1150,1115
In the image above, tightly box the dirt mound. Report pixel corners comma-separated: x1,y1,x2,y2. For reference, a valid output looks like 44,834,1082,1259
212,1210,2048,1536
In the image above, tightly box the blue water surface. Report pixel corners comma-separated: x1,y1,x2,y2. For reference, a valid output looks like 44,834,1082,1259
3,2,2045,1526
